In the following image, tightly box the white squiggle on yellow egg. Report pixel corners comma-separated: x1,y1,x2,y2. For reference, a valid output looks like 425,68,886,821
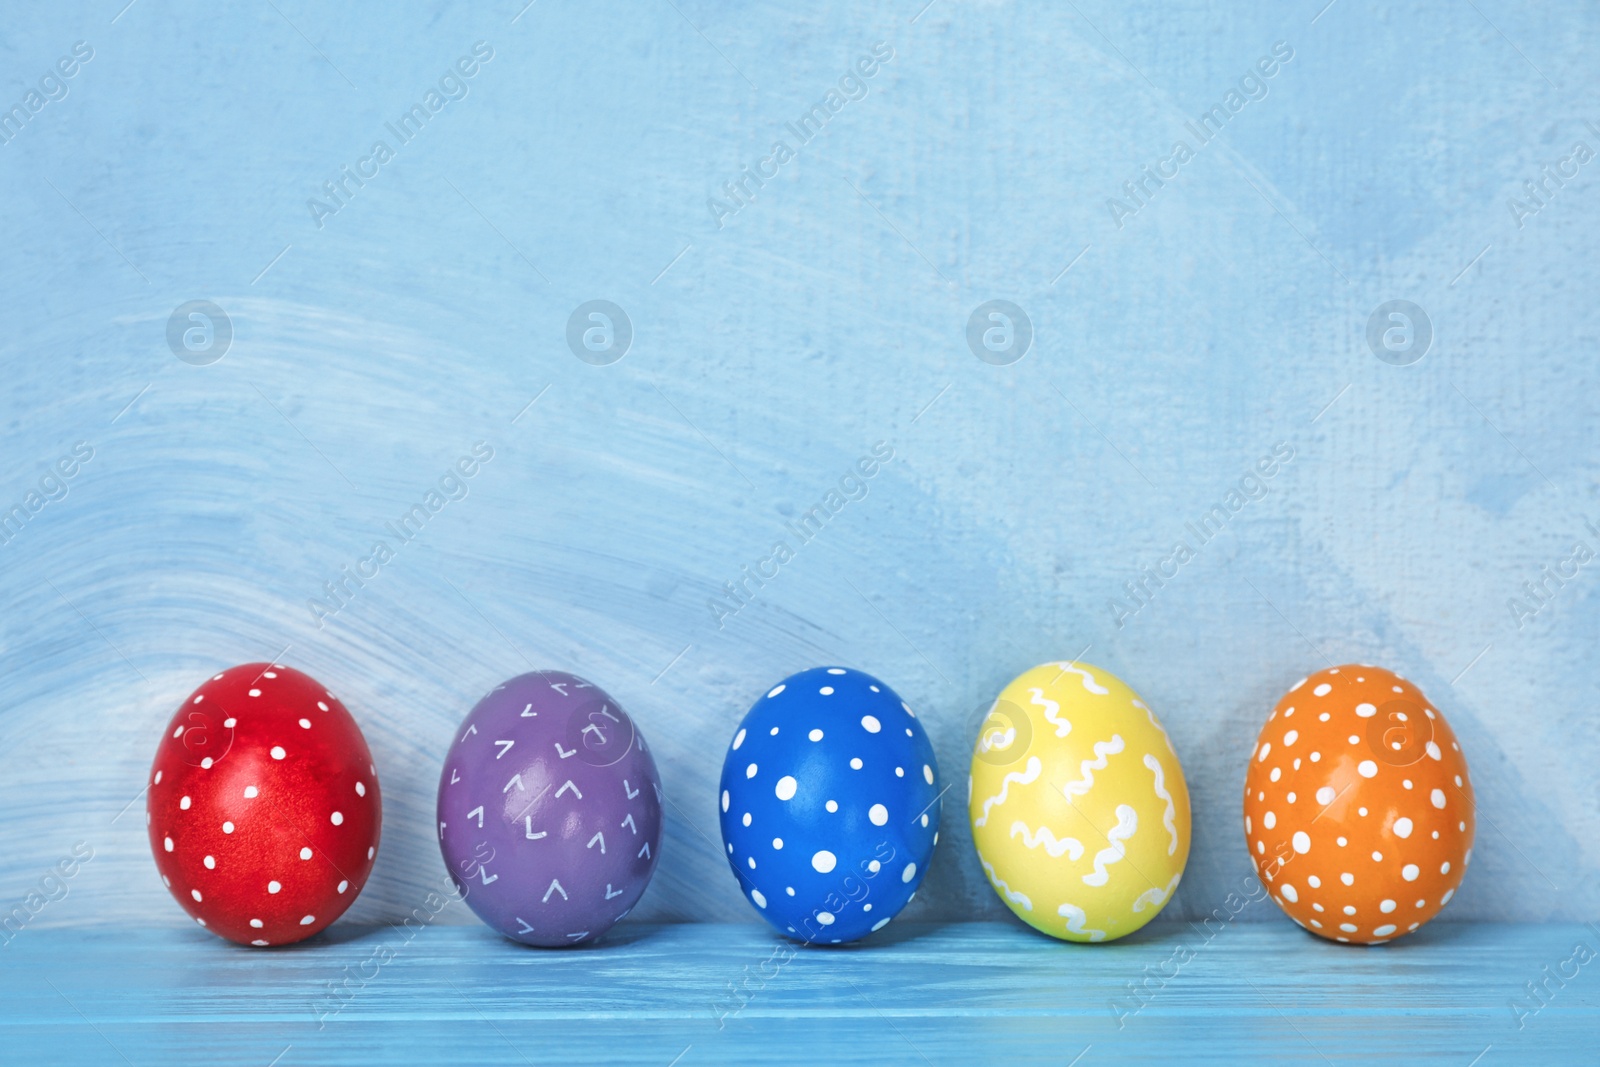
980,858,1034,912
1029,687,1071,738
978,724,1016,753
1082,804,1138,886
1009,821,1085,860
977,699,1018,754
1132,871,1182,913
1057,901,1106,941
1054,662,1110,695
974,756,1041,827
1131,698,1173,750
1143,753,1179,856
1059,734,1125,797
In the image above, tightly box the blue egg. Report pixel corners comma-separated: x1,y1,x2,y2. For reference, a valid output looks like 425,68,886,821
718,666,941,943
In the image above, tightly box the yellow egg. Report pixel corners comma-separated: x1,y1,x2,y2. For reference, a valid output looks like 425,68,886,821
969,662,1191,942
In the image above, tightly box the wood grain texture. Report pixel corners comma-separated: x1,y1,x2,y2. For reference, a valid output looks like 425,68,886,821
0,0,1596,942
3,922,1596,1064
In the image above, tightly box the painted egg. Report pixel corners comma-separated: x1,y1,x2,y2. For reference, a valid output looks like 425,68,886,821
438,671,663,946
969,662,1190,943
1243,664,1474,944
718,667,940,944
147,663,381,946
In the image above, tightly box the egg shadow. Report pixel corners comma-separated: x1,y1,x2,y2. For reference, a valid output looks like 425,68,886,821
773,919,942,952
524,920,669,951
1331,917,1481,950
195,922,416,951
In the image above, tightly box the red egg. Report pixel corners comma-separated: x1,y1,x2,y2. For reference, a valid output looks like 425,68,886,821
147,663,381,945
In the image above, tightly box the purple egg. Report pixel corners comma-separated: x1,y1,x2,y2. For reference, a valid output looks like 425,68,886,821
437,671,663,946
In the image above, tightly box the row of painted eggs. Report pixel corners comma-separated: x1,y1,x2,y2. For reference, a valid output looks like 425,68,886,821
148,660,1473,949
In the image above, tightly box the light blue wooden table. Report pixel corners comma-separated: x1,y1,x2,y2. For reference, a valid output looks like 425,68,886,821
4,922,1593,1064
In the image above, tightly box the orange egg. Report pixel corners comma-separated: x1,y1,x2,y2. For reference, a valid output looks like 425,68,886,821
1242,665,1474,944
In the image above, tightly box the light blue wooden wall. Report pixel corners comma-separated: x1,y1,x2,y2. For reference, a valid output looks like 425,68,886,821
0,0,1595,933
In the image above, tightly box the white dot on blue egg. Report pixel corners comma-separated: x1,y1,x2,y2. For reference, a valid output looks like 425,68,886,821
902,702,914,717
850,758,862,770
869,804,888,826
786,887,795,896
809,729,823,741
746,763,758,778
767,684,785,698
769,727,779,735
895,767,904,777
732,729,746,750
869,686,879,692
921,814,929,826
773,838,783,849
721,790,729,812
868,860,880,873
775,776,797,801
923,764,933,784
742,813,751,826
812,850,837,873
747,857,756,869
872,917,890,931
818,912,835,925
902,863,917,883
751,889,767,908
827,668,846,675
820,686,834,696
826,800,838,812
861,715,881,733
